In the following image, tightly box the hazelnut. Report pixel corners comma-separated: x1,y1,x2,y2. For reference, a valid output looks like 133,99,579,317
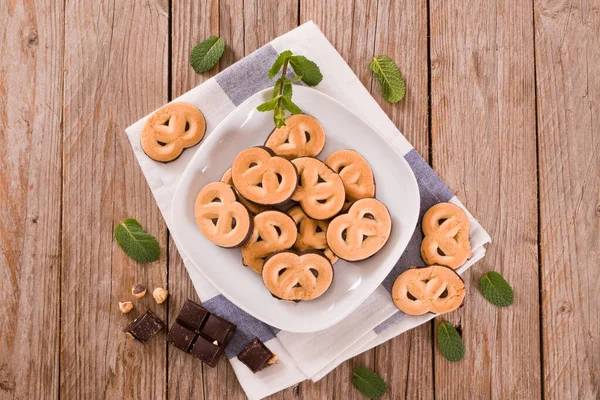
153,287,169,304
131,283,147,299
119,301,134,314
268,354,278,365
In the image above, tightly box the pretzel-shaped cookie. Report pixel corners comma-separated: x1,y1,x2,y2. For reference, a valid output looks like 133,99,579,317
327,198,392,261
195,182,252,248
391,265,465,315
291,157,345,220
262,251,334,301
221,168,267,215
421,203,471,269
325,150,375,203
141,102,206,162
242,210,298,274
265,115,326,160
287,206,338,265
232,147,298,205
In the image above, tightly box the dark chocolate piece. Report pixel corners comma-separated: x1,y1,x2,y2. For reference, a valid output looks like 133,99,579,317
124,310,165,344
167,321,198,352
201,314,236,345
189,335,224,367
177,300,209,330
237,338,275,373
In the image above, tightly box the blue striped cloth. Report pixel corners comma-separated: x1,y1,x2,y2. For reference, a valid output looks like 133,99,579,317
126,22,491,400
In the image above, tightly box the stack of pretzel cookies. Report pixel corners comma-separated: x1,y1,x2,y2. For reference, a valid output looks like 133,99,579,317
140,102,472,313
391,202,472,316
193,114,392,302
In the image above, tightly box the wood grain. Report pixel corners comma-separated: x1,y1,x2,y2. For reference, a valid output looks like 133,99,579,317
299,1,377,398
0,0,63,398
371,0,433,398
430,0,540,399
534,0,600,398
61,0,169,398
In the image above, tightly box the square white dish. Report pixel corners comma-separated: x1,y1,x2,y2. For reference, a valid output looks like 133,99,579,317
171,86,420,333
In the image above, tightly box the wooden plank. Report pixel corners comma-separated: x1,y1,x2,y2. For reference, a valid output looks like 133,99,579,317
430,0,540,399
61,1,169,397
0,0,63,398
534,0,600,398
370,0,433,398
299,1,378,398
167,1,219,398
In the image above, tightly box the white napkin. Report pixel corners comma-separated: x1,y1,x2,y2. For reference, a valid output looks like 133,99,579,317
125,21,491,400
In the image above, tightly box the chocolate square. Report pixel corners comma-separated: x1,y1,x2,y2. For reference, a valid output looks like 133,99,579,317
177,300,209,330
124,310,165,344
237,338,275,373
167,321,198,352
201,314,236,345
189,335,224,367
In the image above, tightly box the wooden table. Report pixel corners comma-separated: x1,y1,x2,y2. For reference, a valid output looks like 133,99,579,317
1,0,598,399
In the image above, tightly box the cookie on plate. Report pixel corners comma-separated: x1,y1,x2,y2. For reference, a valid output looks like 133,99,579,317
391,265,465,315
287,205,338,265
264,114,326,159
194,181,253,248
262,251,334,301
421,202,471,269
221,168,267,215
327,198,391,261
291,157,345,220
141,102,206,162
242,210,298,274
231,147,298,206
325,149,375,211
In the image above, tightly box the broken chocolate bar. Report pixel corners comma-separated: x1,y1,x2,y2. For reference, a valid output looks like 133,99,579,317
237,337,276,373
201,314,236,345
166,321,197,352
177,299,209,330
166,299,236,368
124,310,165,344
189,335,224,367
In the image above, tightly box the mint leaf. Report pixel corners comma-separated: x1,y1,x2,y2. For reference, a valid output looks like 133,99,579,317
114,219,160,263
273,80,293,99
369,55,406,103
284,75,303,84
437,322,465,362
480,271,514,307
281,96,302,114
289,55,323,86
268,50,292,79
351,367,386,399
191,36,225,73
257,97,280,112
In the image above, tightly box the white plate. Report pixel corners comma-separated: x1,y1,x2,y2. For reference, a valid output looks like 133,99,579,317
171,86,420,333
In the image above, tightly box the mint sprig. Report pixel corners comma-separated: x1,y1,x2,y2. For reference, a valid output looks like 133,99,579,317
479,271,514,307
351,367,386,399
437,322,465,362
114,218,160,263
257,50,323,128
369,55,406,103
191,36,225,73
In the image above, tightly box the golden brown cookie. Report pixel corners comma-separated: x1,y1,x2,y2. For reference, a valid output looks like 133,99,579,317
262,251,334,301
391,265,465,315
421,202,471,269
141,102,206,162
232,147,298,206
264,114,326,159
195,181,253,248
287,205,338,265
242,210,298,274
325,150,375,204
221,168,267,215
291,157,345,220
327,198,392,261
